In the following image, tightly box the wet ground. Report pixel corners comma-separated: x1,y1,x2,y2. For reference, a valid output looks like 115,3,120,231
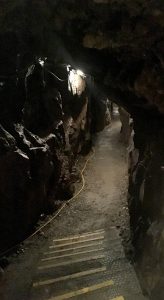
0,116,147,300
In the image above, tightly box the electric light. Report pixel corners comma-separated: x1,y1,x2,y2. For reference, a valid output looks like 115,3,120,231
38,58,44,66
76,69,85,77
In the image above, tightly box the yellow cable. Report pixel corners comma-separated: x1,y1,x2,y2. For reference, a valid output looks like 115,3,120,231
29,148,95,237
0,148,95,257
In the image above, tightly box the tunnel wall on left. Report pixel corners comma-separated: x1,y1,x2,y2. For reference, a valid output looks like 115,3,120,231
0,60,110,253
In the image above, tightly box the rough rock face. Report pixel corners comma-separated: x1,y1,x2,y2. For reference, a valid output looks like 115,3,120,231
127,112,164,300
119,107,130,145
119,107,164,299
0,57,109,253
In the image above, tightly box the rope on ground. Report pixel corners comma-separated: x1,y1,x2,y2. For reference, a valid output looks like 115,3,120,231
0,148,95,258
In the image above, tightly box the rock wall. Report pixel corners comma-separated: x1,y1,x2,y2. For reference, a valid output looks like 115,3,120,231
0,60,109,253
119,107,131,145
117,104,164,299
127,110,164,300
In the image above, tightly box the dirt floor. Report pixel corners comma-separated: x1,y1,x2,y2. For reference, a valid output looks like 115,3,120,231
0,114,132,300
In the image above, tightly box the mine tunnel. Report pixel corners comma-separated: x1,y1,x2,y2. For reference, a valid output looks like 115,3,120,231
0,1,164,299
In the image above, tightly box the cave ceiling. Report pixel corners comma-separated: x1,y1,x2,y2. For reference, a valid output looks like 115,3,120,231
1,0,164,115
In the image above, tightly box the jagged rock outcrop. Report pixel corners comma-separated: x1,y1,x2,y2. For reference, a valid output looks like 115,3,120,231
127,112,164,300
119,107,130,145
0,58,109,253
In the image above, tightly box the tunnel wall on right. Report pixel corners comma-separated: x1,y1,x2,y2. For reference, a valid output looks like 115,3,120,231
126,110,164,300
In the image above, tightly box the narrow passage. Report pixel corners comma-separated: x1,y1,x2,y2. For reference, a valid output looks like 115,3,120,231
0,116,147,300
